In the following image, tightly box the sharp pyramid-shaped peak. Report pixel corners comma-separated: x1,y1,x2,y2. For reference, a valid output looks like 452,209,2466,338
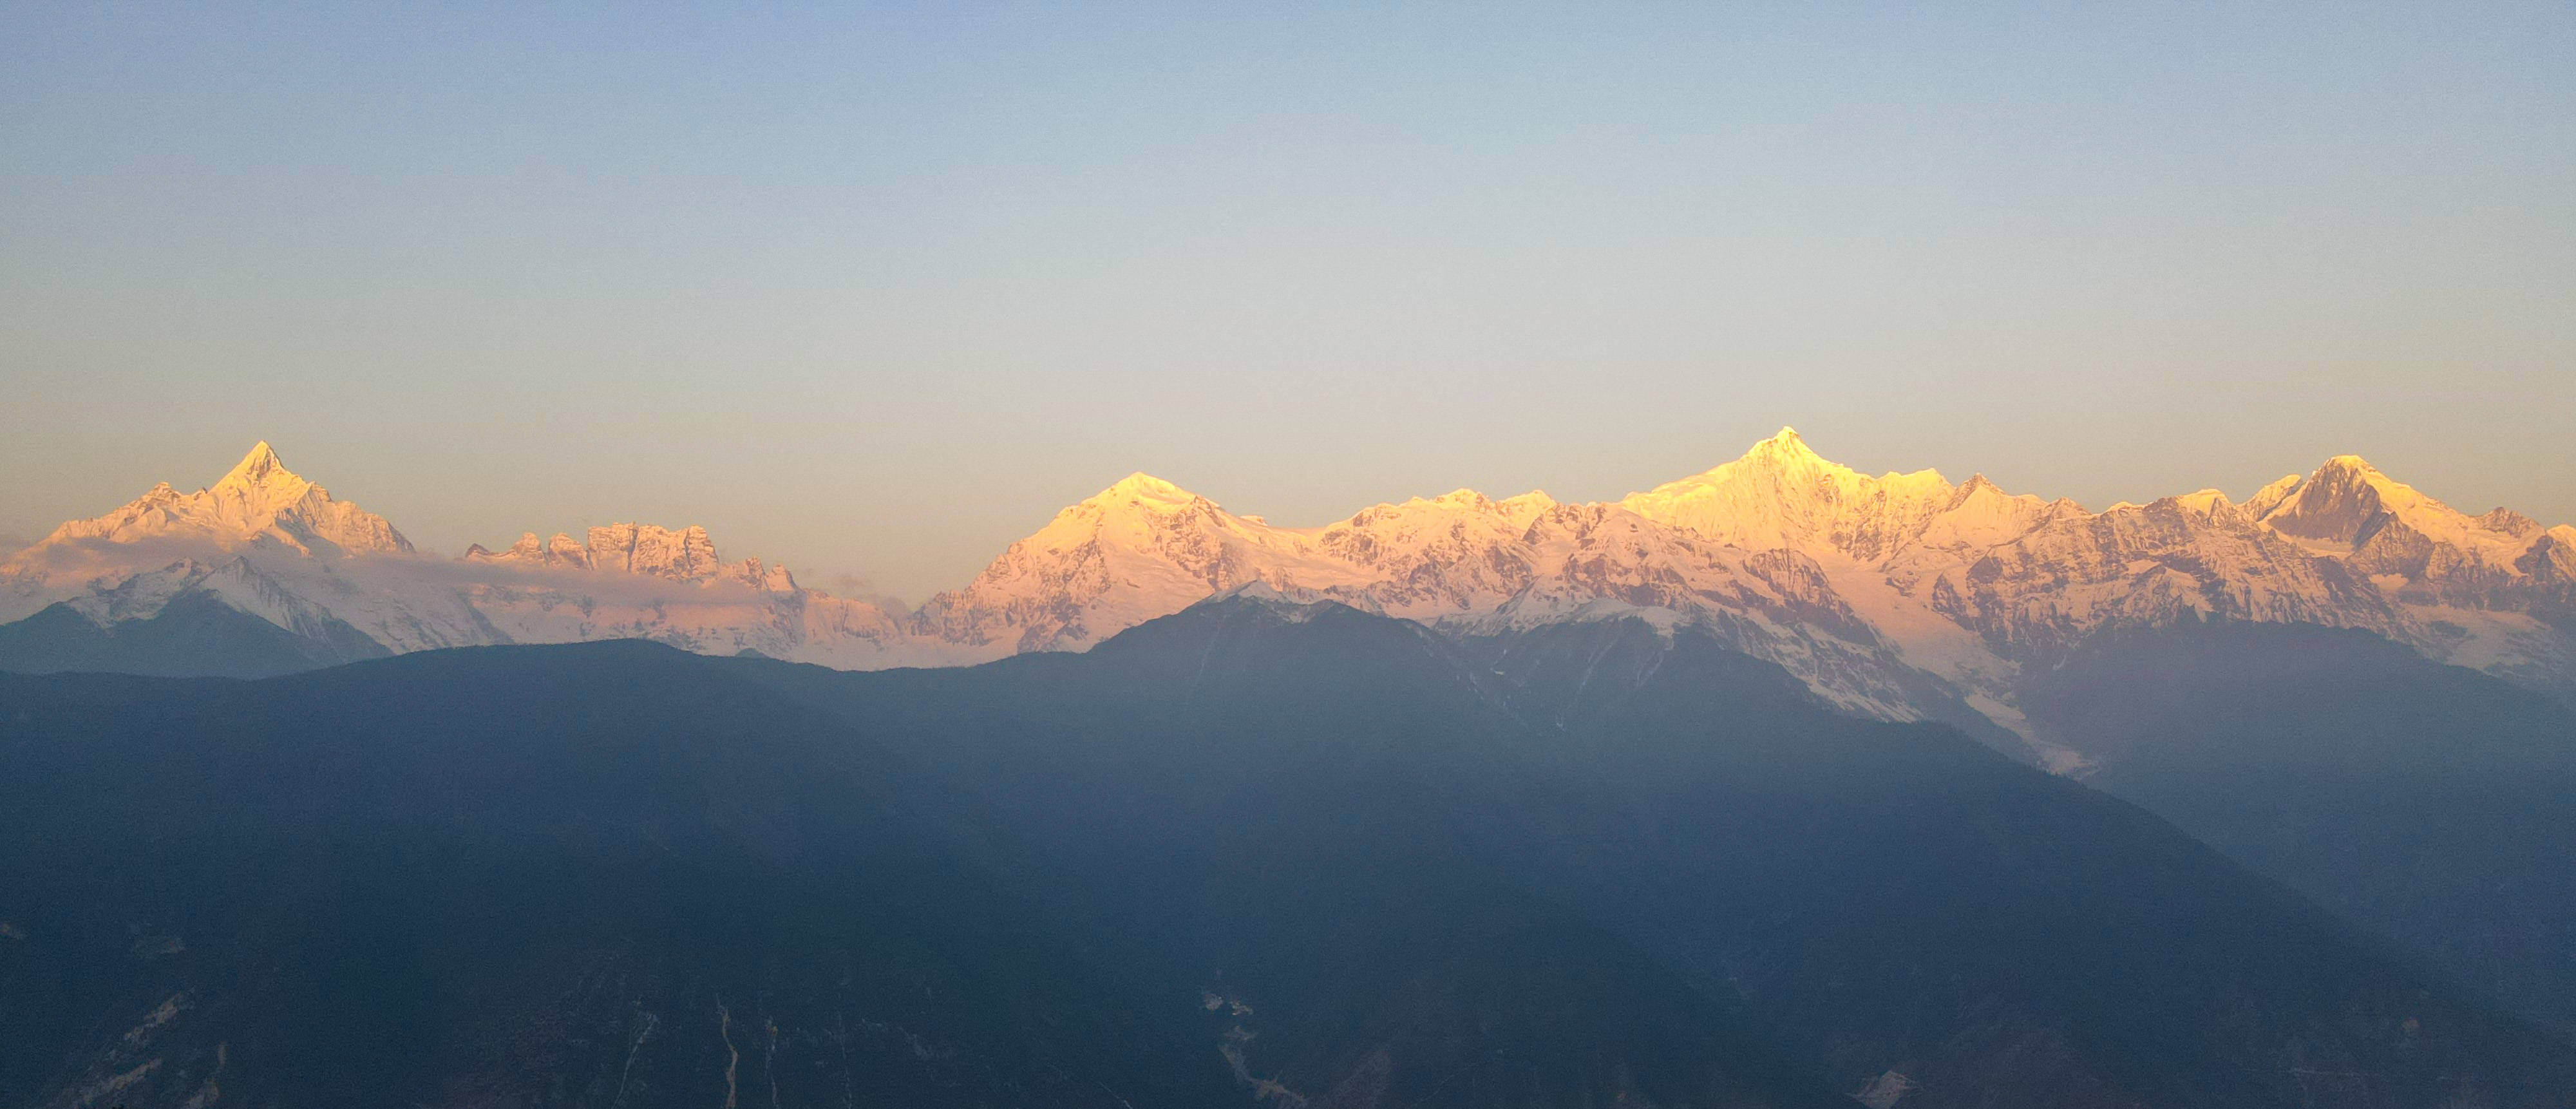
2296,454,2450,517
1721,426,1838,476
215,440,306,493
1754,424,1815,455
14,439,412,565
2262,455,2392,543
202,439,337,536
1948,473,2005,502
2262,452,2506,556
235,439,283,470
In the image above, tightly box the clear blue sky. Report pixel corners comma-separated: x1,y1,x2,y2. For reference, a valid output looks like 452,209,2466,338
5,2,2570,600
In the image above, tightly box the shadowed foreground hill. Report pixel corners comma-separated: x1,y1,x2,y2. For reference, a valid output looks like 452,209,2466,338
0,637,1841,1109
0,643,1246,1107
2022,622,2576,1028
6,598,2574,1107
731,597,2576,1109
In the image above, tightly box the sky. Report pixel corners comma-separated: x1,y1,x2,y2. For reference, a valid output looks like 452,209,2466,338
3,2,2570,601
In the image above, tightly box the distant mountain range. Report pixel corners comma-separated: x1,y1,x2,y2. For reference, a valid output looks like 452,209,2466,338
10,441,2576,1106
6,431,2569,769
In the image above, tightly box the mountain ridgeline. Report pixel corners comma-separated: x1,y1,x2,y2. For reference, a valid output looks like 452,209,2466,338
6,435,2576,1106
5,597,2574,1107
2021,621,2576,1025
5,433,2572,760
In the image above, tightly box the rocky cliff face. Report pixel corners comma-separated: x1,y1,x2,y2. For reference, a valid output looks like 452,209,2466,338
468,522,798,592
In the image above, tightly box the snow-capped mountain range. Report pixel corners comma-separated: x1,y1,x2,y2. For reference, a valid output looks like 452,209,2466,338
7,433,2570,767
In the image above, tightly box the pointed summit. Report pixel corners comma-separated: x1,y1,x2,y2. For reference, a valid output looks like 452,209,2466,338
2259,453,2517,562
204,439,328,535
2262,456,2392,544
218,440,298,490
10,438,411,565
1618,426,1953,557
2244,473,2304,519
1747,426,1819,461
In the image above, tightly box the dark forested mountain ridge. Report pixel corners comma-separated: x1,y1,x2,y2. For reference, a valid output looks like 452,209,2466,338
0,645,1244,1108
732,596,2576,1108
5,597,2573,1107
2020,621,2576,1028
0,632,1844,1108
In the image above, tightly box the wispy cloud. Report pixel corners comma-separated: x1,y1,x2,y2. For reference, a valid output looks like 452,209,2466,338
12,533,245,574
12,533,852,612
381,554,788,608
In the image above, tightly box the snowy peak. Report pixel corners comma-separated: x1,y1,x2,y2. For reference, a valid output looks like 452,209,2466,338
2262,455,2404,545
589,523,721,579
203,440,334,529
2244,474,2304,519
9,431,2573,750
218,440,292,491
925,471,1575,655
2476,508,2543,540
1495,490,1559,522
1724,426,1848,484
2165,489,2239,522
2530,527,2576,583
916,471,1340,653
10,440,413,567
2257,454,2535,561
1748,425,1823,465
1620,429,1958,560
468,522,792,591
464,531,594,571
1909,474,2070,556
1092,472,1200,509
1031,472,1240,536
1946,473,2001,507
1046,473,1270,547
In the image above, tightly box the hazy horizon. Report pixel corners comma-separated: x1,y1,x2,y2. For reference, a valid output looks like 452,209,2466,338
6,3,2570,600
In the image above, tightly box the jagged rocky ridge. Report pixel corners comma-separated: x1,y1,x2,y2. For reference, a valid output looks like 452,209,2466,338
5,433,2570,765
